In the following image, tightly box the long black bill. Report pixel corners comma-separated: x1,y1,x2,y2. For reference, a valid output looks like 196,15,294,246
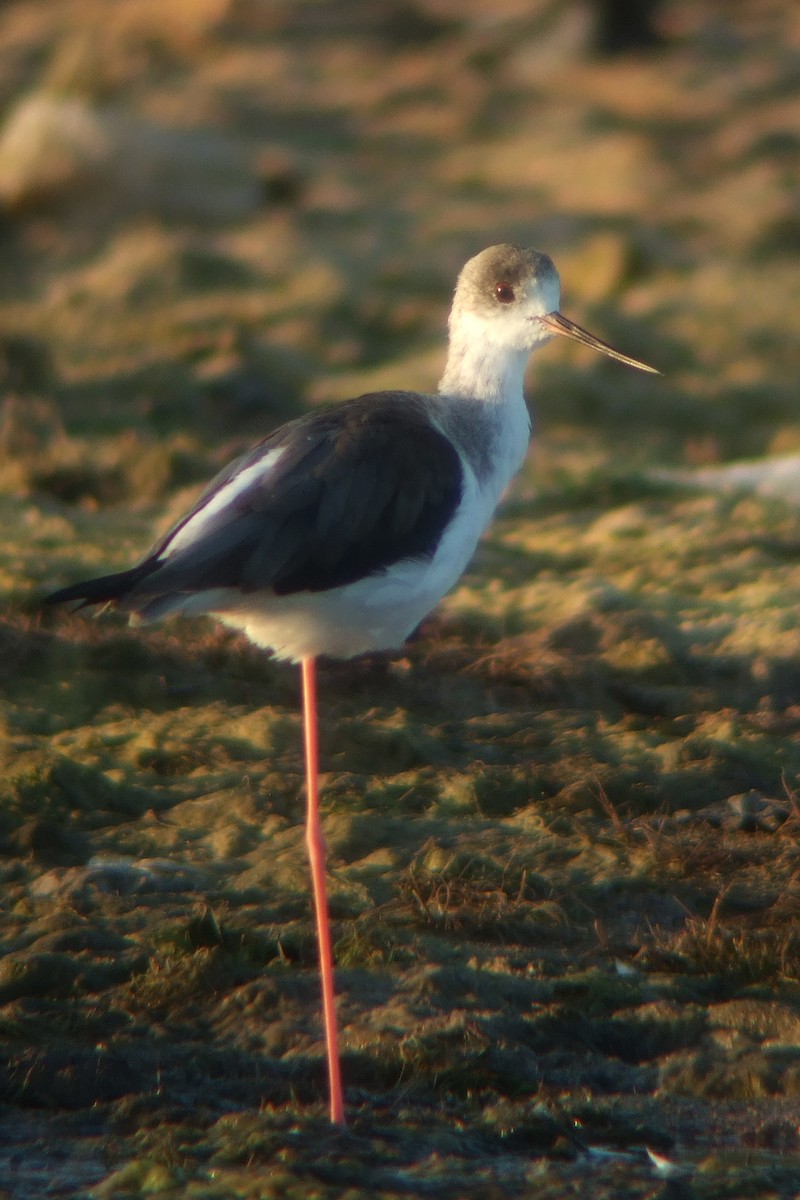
538,311,659,374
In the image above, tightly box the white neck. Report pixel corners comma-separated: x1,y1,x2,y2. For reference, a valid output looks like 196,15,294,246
433,312,533,496
438,312,530,404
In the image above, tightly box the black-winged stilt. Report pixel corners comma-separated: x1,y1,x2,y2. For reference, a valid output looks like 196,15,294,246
45,244,657,1125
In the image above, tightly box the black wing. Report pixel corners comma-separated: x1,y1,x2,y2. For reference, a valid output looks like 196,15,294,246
46,392,464,608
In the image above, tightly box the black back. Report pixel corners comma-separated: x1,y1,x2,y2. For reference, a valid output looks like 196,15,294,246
47,392,464,607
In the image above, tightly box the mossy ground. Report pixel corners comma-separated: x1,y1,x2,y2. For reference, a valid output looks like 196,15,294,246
2,1,800,1196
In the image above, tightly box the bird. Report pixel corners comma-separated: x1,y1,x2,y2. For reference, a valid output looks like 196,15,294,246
44,244,658,1126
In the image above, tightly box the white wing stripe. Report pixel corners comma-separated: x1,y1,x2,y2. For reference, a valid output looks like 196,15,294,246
157,446,287,560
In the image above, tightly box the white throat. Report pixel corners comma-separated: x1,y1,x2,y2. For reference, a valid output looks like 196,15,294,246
438,308,531,404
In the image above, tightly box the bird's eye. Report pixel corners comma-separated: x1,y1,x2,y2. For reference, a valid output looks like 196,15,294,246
494,282,515,304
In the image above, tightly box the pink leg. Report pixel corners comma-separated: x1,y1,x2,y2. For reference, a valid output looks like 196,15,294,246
301,656,346,1126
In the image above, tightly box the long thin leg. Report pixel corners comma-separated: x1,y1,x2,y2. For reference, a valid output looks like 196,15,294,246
301,656,346,1126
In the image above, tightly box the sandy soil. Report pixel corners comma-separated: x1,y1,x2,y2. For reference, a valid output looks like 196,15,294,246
2,1,800,1196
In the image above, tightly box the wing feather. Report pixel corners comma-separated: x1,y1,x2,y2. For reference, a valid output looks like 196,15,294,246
123,391,463,603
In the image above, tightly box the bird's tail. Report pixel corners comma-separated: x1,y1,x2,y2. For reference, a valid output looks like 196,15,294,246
44,564,153,610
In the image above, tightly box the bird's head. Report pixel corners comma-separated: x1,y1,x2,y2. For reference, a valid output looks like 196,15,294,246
452,243,658,373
